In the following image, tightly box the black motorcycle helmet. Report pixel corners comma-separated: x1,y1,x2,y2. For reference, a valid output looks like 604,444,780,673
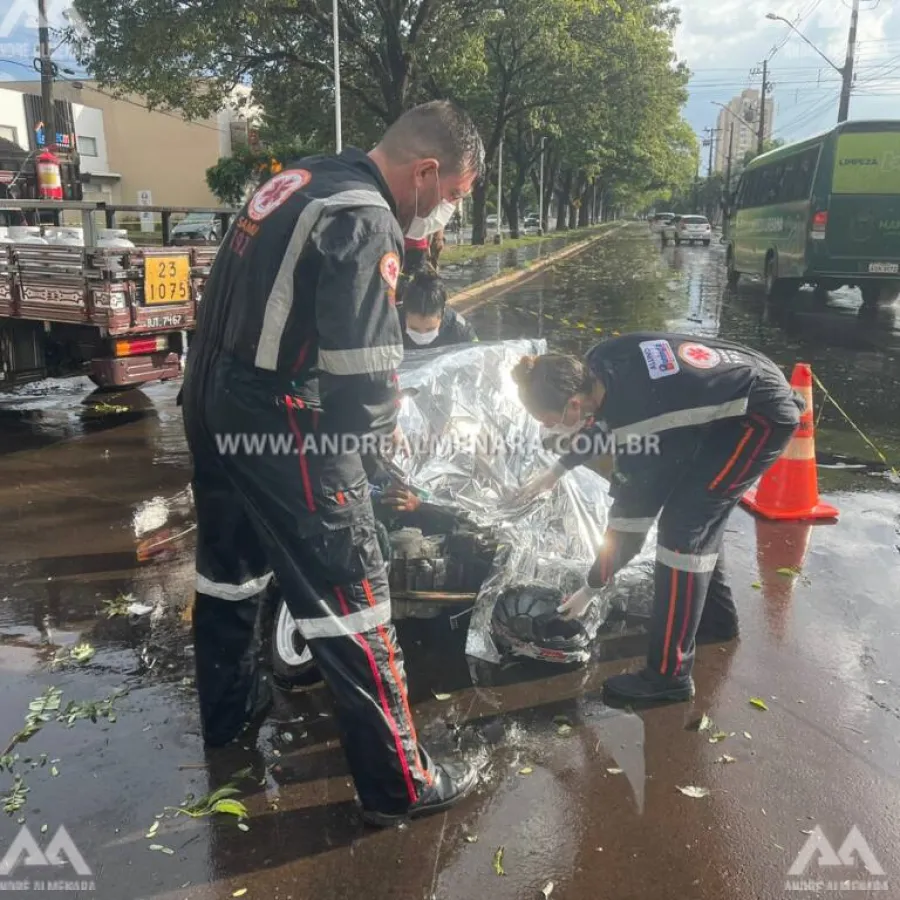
490,584,592,665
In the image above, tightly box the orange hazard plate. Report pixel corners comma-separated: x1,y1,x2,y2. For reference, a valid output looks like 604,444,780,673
144,255,190,305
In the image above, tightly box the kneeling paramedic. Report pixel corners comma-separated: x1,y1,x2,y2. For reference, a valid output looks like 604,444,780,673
180,100,484,825
511,332,802,703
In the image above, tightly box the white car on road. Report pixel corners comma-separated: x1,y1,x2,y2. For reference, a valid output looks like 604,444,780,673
661,214,712,246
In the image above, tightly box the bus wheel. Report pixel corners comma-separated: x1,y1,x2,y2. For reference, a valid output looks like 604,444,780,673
764,257,792,301
726,250,739,287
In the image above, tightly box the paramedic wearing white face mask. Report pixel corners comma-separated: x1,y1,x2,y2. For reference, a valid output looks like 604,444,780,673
398,264,477,351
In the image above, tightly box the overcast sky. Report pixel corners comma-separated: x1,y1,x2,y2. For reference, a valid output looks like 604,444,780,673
672,0,900,167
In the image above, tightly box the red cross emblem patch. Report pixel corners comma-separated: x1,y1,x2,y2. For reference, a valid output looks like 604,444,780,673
247,169,311,222
380,252,400,291
677,342,721,369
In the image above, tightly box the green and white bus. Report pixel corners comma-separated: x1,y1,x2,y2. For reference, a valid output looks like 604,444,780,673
725,119,900,307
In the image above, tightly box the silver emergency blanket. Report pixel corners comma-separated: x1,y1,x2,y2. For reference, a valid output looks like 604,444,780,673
392,338,657,665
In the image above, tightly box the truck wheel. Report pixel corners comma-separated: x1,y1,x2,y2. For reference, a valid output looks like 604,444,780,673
271,599,323,689
861,282,900,308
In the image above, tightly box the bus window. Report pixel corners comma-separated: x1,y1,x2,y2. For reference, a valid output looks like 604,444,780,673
780,158,798,201
795,147,820,199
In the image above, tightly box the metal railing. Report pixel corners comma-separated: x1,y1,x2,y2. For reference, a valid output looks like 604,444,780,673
0,199,239,246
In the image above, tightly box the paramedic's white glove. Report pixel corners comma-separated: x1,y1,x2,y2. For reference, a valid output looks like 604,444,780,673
515,461,566,504
557,586,596,621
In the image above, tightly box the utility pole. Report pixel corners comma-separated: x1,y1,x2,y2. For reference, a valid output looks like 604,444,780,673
724,124,735,229
838,0,860,123
757,58,768,154
38,0,56,151
538,136,545,235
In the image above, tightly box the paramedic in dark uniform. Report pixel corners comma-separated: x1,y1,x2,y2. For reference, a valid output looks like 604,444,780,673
398,264,477,350
180,100,484,825
510,332,802,703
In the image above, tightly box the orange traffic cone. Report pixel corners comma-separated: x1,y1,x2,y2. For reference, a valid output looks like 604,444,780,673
741,363,839,521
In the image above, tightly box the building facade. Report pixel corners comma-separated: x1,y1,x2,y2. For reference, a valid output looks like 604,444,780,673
0,81,251,209
713,89,775,174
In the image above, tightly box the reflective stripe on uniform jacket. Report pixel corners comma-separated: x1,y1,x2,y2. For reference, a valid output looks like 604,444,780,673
185,148,405,438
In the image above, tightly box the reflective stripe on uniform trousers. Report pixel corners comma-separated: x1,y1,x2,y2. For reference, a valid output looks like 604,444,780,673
611,398,750,442
607,516,656,533
196,572,274,601
295,598,392,639
318,344,404,376
254,189,394,371
656,546,719,573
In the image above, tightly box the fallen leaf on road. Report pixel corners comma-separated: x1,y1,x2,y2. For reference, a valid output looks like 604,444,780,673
696,714,712,732
875,680,887,686
751,582,762,589
149,844,175,855
40,824,47,833
541,881,555,899
607,768,623,775
717,755,736,764
464,834,478,843
233,891,248,898
743,732,752,740
493,847,505,876
800,829,813,835
70,643,95,664
676,786,709,799
749,698,769,711
145,821,159,839
50,765,59,777
557,724,573,736
433,693,452,701
708,731,728,743
237,823,250,832
776,567,800,577
518,767,534,775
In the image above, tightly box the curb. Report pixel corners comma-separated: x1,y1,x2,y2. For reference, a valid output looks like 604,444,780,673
448,222,627,315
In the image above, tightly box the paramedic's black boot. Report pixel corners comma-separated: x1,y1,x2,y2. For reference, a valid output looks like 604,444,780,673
602,667,695,705
362,760,478,827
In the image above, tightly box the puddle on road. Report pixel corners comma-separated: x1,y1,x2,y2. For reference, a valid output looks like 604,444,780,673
1,224,899,898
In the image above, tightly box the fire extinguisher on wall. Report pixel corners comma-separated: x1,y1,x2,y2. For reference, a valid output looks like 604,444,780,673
37,149,63,200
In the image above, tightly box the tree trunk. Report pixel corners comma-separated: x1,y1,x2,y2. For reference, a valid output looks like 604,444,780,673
471,178,489,245
556,168,572,231
578,191,590,227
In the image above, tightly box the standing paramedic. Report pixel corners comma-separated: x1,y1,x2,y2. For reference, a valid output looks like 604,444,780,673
180,100,484,826
510,332,802,703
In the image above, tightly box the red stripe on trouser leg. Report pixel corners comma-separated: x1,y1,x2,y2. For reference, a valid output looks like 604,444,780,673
708,423,754,490
334,586,418,805
285,397,316,511
674,571,694,675
729,415,773,489
360,579,432,787
660,568,678,675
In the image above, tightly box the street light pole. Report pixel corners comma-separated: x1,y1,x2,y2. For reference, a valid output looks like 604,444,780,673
538,136,545,235
496,137,503,244
767,5,859,123
332,0,342,152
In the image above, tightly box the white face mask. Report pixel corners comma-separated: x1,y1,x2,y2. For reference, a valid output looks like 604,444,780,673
406,326,440,346
406,170,455,240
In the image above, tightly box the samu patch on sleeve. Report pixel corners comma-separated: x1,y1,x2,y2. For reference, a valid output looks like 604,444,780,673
639,339,680,380
380,252,400,291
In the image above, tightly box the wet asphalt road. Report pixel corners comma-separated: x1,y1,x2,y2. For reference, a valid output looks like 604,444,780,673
1,223,900,899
